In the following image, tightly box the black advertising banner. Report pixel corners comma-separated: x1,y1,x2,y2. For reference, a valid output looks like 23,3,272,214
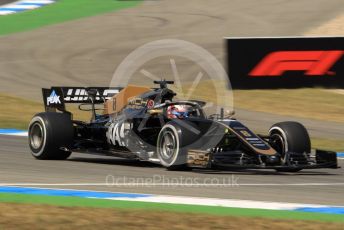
226,37,344,89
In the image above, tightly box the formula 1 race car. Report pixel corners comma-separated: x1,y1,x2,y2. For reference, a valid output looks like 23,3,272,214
28,80,338,172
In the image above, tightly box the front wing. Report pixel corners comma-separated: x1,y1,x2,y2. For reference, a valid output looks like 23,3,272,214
187,149,338,170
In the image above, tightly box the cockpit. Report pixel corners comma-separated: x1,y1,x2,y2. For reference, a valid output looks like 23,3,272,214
162,101,205,119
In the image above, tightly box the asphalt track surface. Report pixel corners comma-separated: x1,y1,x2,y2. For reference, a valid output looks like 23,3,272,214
1,135,343,206
1,0,344,204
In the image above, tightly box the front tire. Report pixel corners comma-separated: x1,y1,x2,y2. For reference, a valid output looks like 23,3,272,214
269,121,311,172
28,112,73,160
157,121,199,170
157,123,185,170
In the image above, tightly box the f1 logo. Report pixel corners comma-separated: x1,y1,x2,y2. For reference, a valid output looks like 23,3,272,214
249,50,343,77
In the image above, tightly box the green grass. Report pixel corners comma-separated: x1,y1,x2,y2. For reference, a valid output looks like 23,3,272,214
0,0,141,36
0,193,343,223
233,88,344,123
312,138,344,152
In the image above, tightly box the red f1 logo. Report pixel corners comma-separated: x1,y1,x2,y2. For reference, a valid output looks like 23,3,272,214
249,50,343,76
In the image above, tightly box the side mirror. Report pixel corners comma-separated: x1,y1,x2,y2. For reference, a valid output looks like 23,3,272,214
228,110,235,117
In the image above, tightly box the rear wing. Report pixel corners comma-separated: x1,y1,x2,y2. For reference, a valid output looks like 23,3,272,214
42,87,122,111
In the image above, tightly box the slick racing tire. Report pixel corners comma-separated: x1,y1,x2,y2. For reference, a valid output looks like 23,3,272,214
28,112,73,160
269,121,311,172
157,121,198,170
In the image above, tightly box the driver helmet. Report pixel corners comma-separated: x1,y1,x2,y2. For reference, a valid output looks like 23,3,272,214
167,105,189,119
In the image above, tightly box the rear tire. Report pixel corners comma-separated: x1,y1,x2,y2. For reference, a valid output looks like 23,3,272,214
28,112,73,160
269,121,311,172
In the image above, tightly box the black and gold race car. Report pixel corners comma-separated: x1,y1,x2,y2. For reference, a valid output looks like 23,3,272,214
28,80,338,172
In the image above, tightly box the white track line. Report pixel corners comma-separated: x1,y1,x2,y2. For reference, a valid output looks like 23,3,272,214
0,10,14,15
0,183,343,187
2,185,343,211
0,0,55,15
24,0,54,3
107,195,341,210
0,132,28,136
2,4,40,9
